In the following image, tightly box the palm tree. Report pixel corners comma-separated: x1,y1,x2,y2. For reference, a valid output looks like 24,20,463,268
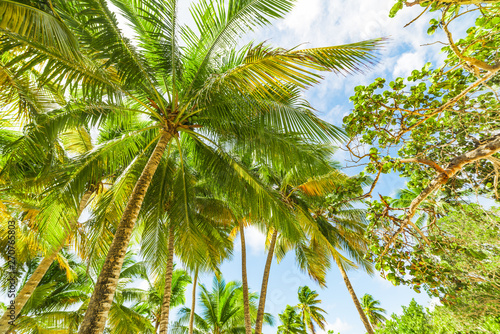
277,306,306,334
360,294,386,328
314,205,376,334
243,151,365,334
1,1,382,332
171,276,273,334
296,286,327,334
290,172,377,334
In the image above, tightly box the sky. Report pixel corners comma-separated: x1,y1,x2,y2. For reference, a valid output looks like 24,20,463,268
161,1,448,333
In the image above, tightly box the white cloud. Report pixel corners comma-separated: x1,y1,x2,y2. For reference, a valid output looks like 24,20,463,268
322,105,346,125
280,0,322,38
393,51,426,78
246,0,447,106
245,226,267,255
323,318,353,333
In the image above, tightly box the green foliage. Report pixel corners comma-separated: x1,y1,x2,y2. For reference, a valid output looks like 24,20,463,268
346,4,500,324
375,299,432,334
376,298,500,334
368,203,500,324
278,306,306,334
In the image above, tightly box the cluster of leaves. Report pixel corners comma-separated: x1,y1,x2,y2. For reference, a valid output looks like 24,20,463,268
375,299,433,334
345,63,500,199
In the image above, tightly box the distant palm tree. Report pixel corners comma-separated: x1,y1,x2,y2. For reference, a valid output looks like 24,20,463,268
360,294,386,328
135,264,191,333
277,305,306,334
296,286,327,334
171,277,273,334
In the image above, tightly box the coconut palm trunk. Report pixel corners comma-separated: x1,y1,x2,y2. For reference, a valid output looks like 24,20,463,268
254,229,278,334
239,220,252,334
79,133,171,334
158,226,176,334
0,190,93,333
336,261,374,334
188,268,198,334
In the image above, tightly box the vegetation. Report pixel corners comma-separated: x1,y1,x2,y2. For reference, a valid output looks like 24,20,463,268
1,0,499,333
375,299,500,334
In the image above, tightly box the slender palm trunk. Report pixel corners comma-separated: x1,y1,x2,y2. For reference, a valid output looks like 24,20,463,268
79,133,171,334
158,226,175,334
336,261,374,334
254,229,278,334
0,190,92,333
188,268,198,334
239,220,252,334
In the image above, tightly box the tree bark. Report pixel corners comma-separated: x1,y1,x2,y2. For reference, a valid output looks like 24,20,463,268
239,220,252,334
254,229,278,334
188,268,198,334
158,226,175,334
78,133,171,334
0,190,92,333
336,261,374,334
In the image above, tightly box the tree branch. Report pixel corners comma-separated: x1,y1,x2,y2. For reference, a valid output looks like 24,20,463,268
382,134,500,255
443,22,500,72
399,158,447,174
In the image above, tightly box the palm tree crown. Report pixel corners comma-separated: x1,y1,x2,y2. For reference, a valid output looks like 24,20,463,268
360,294,386,328
296,286,327,334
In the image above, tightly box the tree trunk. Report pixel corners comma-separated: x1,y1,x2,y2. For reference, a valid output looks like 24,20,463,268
188,268,198,334
79,133,171,334
239,220,252,334
336,261,374,334
0,190,92,333
254,229,278,334
158,226,175,334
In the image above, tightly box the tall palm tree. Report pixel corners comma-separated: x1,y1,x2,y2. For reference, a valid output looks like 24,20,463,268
277,305,306,334
171,277,273,334
360,294,386,328
241,150,365,334
289,170,377,334
0,1,382,332
296,286,327,334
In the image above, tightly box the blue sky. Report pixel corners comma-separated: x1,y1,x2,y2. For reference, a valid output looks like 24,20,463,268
165,1,448,333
